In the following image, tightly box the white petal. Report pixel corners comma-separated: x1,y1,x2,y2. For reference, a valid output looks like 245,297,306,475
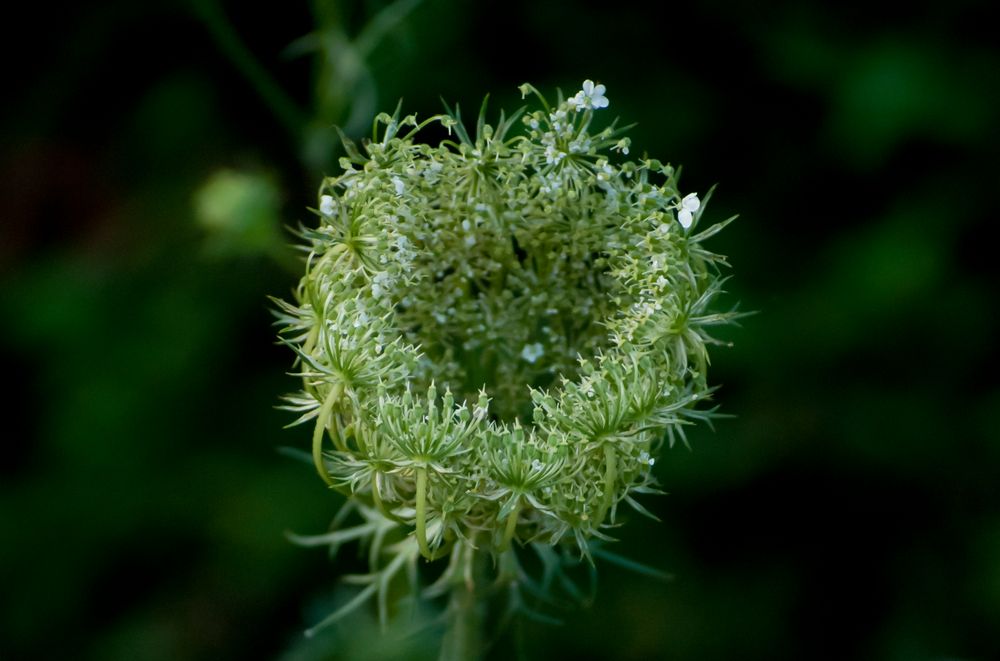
320,195,335,216
593,95,609,109
682,192,701,212
593,84,606,96
582,79,595,94
520,342,544,363
678,208,693,228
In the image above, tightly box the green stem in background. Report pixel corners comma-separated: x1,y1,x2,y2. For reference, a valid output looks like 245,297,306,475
353,0,424,59
191,0,307,144
415,466,433,559
312,383,342,487
439,546,483,661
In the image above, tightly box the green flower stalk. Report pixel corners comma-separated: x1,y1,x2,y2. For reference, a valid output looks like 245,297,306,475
276,79,738,658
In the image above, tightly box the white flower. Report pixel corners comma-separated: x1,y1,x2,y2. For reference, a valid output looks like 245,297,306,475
677,192,700,229
371,271,394,300
570,80,609,111
392,176,405,196
520,342,545,364
319,195,336,216
595,159,614,182
544,143,564,165
638,451,655,467
531,459,544,472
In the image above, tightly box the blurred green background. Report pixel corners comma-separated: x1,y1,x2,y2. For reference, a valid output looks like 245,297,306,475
2,1,998,659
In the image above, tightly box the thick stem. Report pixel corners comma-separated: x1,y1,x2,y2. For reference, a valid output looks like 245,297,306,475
498,498,521,552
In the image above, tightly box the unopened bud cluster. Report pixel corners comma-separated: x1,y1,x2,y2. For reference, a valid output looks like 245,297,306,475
275,80,736,633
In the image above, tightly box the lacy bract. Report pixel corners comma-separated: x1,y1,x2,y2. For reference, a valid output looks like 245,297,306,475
276,81,733,560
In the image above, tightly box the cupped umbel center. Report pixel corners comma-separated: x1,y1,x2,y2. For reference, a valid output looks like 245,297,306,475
391,219,622,423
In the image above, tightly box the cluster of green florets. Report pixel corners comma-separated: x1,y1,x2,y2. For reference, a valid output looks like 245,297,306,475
275,80,735,633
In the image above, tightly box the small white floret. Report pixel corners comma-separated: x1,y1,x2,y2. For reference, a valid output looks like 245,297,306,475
677,192,700,229
520,342,545,364
682,192,701,213
320,195,336,216
570,79,609,110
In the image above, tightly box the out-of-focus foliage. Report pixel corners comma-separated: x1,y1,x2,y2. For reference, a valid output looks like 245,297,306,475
194,169,283,257
1,1,997,660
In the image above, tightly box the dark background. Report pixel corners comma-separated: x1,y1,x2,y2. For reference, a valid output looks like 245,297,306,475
2,1,999,659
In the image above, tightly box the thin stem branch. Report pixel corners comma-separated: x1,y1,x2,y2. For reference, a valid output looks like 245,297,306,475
598,443,618,525
312,382,342,486
415,466,433,559
499,498,521,552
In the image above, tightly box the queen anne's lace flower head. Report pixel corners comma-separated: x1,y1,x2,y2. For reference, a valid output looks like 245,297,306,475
276,78,737,638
